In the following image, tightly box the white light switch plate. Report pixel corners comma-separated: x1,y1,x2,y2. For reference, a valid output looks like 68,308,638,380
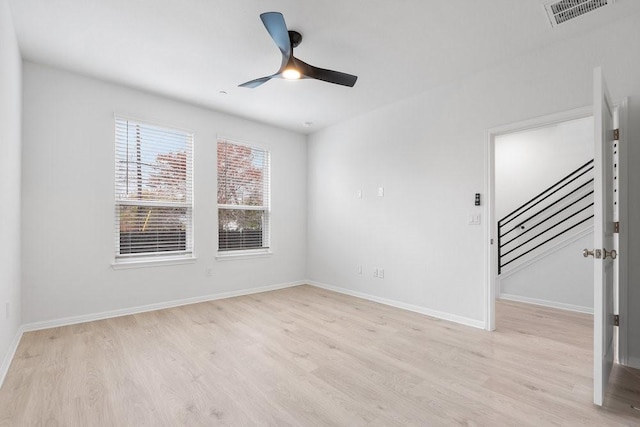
468,214,481,225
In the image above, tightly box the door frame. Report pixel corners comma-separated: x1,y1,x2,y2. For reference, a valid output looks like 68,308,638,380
484,106,593,331
616,97,629,366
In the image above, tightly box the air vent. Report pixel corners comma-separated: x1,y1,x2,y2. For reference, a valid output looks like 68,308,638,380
544,0,614,27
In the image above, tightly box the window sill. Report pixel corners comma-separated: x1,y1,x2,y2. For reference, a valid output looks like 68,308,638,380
216,249,272,261
112,255,197,270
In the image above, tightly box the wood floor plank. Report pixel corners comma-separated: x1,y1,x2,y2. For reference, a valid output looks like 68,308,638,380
1,284,639,426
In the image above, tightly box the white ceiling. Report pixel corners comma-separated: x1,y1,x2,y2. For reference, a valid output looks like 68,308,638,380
8,0,640,133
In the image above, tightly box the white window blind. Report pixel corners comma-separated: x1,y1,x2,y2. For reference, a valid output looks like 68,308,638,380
217,139,270,252
115,117,194,259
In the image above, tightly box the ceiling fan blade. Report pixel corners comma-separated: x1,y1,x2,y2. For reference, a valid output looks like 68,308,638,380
260,12,291,59
294,58,358,87
238,75,274,88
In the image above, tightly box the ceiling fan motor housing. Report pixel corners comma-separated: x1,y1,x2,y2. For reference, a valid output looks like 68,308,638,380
288,30,302,47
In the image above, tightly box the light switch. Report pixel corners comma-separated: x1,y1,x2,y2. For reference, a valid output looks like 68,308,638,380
356,189,362,199
468,214,481,225
377,187,384,197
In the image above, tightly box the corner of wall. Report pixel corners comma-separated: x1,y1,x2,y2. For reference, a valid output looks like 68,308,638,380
0,0,24,389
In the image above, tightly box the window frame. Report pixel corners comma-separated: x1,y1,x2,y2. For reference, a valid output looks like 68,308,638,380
216,138,271,257
113,116,195,267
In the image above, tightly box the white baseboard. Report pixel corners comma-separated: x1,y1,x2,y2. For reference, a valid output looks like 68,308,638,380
308,281,485,329
498,293,593,314
22,280,305,332
627,356,640,370
0,326,25,390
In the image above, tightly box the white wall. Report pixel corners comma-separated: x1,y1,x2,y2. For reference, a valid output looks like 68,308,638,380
307,10,640,349
0,0,22,375
21,62,307,324
495,116,593,220
499,231,593,313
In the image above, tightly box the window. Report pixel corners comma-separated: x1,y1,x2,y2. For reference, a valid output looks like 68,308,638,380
217,139,270,253
115,117,193,261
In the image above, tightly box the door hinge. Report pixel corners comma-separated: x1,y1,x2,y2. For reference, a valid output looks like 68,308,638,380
613,129,620,140
614,314,620,327
614,222,620,233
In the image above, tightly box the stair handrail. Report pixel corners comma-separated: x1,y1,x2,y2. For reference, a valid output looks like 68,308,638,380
497,159,594,274
499,159,594,227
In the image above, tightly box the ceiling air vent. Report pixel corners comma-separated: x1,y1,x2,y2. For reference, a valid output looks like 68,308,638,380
544,0,614,27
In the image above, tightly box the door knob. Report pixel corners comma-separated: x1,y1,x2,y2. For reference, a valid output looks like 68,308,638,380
603,248,617,260
583,249,602,259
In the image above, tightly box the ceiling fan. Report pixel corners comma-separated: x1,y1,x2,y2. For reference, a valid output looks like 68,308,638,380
239,12,358,89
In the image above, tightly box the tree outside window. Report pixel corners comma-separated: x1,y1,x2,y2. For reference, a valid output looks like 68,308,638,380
115,118,193,258
217,140,270,251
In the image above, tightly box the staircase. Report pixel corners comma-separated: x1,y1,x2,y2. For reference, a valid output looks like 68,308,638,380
498,160,594,275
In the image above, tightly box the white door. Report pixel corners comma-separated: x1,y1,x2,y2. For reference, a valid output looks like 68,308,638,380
592,67,616,406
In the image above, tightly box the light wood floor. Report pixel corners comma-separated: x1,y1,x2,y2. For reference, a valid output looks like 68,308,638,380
1,285,639,426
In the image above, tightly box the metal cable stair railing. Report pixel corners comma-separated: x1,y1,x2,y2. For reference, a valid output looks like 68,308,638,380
498,159,595,275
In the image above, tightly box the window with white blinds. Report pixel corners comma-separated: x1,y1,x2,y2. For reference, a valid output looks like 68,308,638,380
217,139,270,252
115,117,194,260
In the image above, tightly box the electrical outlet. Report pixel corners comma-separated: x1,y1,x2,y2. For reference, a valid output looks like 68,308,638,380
206,267,213,276
356,189,362,199
378,269,384,279
377,187,384,197
373,268,378,278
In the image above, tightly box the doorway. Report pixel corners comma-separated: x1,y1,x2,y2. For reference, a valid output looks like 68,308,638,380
495,115,594,313
485,106,593,332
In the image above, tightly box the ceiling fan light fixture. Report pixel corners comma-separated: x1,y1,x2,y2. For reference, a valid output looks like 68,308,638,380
282,56,301,80
282,67,301,80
